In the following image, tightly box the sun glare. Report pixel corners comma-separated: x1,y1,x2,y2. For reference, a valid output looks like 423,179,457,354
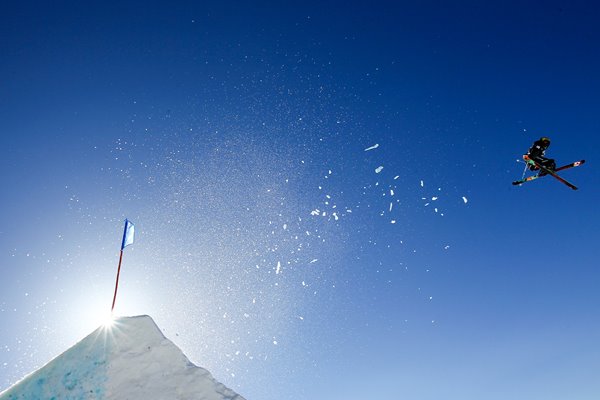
100,312,116,329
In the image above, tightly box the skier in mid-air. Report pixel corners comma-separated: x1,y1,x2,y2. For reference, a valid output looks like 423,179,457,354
525,136,555,176
513,136,585,190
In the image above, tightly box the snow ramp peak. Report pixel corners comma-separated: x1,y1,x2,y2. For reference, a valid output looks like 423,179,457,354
0,315,246,400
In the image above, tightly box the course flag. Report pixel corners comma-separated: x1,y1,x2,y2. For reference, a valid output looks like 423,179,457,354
111,219,135,313
121,219,135,249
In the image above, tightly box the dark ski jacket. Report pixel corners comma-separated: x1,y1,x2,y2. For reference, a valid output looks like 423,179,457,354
527,140,549,159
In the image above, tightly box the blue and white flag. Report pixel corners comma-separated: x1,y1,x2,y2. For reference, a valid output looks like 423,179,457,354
120,219,135,250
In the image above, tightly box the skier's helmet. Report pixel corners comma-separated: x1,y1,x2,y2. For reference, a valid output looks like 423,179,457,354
540,137,551,145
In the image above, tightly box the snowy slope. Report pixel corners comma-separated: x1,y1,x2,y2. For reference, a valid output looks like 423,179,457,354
0,315,245,400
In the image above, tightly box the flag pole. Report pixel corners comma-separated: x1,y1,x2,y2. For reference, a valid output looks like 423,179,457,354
111,219,132,314
111,250,124,313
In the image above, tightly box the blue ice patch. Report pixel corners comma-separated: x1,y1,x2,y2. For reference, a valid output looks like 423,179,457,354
0,328,112,400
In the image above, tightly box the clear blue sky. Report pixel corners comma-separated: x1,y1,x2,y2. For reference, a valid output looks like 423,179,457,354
1,1,599,399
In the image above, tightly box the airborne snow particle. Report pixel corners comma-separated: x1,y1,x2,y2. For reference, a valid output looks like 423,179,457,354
364,143,379,151
375,166,384,173
420,180,424,187
276,261,281,274
462,196,468,204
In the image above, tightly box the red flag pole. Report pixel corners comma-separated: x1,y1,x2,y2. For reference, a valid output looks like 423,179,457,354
111,249,124,313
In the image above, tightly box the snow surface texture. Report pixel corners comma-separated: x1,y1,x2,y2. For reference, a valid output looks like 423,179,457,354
0,315,245,400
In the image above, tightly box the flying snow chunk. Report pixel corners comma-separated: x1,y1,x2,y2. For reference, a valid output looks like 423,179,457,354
420,180,424,187
276,261,282,274
375,166,384,174
462,196,468,204
364,144,379,151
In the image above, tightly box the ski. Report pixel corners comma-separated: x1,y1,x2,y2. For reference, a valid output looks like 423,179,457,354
554,159,586,171
541,165,578,190
512,174,542,186
512,159,585,186
519,155,579,190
